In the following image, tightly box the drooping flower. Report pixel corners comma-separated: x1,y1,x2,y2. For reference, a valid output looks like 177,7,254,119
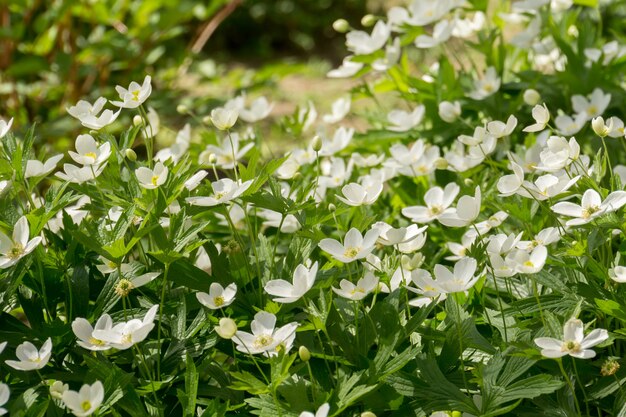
233,311,298,356
111,75,152,109
0,216,42,269
318,228,380,263
196,283,237,309
534,318,608,359
5,338,52,371
265,262,318,303
62,381,104,417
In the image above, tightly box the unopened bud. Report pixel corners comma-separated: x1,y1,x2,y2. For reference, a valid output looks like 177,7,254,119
361,412,377,417
133,115,143,127
523,89,541,106
567,25,579,38
328,203,336,212
333,18,350,33
464,178,474,186
451,412,463,417
215,317,237,339
177,104,188,114
125,148,137,161
361,14,376,27
202,115,212,125
298,345,311,362
311,135,322,152
208,153,217,165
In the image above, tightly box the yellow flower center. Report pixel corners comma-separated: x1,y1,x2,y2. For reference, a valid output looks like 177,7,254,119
523,260,534,267
151,175,160,186
132,90,140,101
582,206,600,219
213,296,225,307
562,340,581,353
430,206,442,215
343,247,360,259
82,401,92,411
85,152,97,160
9,243,25,260
253,334,274,350
588,105,598,116
89,337,106,346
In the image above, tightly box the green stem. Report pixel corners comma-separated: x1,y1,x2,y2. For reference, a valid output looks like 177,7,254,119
558,358,582,416
156,263,170,379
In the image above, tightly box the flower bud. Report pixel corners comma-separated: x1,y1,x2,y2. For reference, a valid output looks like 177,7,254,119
50,380,69,400
176,104,188,114
523,89,541,106
361,14,376,27
202,115,212,125
210,107,238,130
592,116,611,138
215,317,237,339
133,115,143,127
361,412,377,417
451,412,463,417
208,153,217,165
125,148,137,161
333,18,350,33
438,101,461,123
298,345,311,362
464,178,474,186
328,203,336,212
567,25,579,38
311,135,323,152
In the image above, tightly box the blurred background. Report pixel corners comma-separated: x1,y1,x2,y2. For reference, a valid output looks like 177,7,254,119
0,0,387,147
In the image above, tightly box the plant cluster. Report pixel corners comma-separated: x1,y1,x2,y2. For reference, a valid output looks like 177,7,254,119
3,0,626,416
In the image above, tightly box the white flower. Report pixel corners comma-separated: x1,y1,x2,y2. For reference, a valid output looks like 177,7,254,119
327,56,364,78
299,403,330,417
372,37,401,71
72,314,114,351
258,210,301,233
196,283,237,309
610,266,626,283
551,189,626,226
336,177,383,206
497,161,524,196
534,318,608,359
346,21,390,55
92,305,158,350
468,67,500,100
233,311,298,356
0,342,5,355
111,75,152,109
24,154,63,178
62,381,104,417
184,170,208,191
487,115,517,138
81,108,122,130
210,107,239,130
591,116,612,137
135,161,168,189
333,271,379,300
523,103,550,132
0,216,42,269
506,245,548,274
215,317,238,339
68,135,111,167
264,262,318,303
318,228,380,263
523,89,541,106
56,163,106,184
415,19,453,48
402,183,460,223
438,101,461,123
155,124,191,163
239,97,274,123
407,269,447,307
521,173,579,201
439,186,482,227
0,117,14,138
322,97,351,124
572,88,611,120
433,257,480,293
141,107,160,138
387,106,425,132
319,127,354,156
554,113,586,136
0,383,8,416
67,97,107,120
200,133,253,169
186,178,252,207
537,136,580,172
517,227,561,250
5,338,52,371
